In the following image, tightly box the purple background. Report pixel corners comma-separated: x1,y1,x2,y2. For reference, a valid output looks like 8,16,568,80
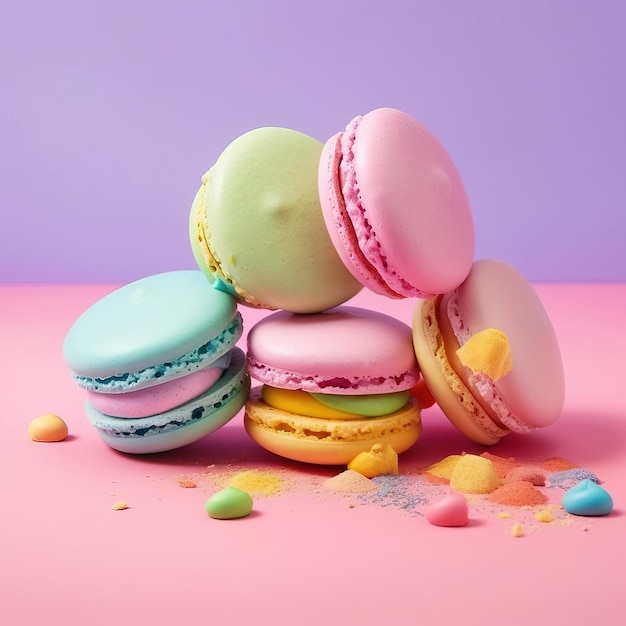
1,0,624,284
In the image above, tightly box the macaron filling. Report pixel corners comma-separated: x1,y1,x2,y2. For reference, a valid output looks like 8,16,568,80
261,385,411,420
444,293,532,434
71,313,243,393
247,358,418,395
86,349,248,439
86,356,230,418
337,116,434,300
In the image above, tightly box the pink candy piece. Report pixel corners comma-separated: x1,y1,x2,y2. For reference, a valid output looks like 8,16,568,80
425,492,469,527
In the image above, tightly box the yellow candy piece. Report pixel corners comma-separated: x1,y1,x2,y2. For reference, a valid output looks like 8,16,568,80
348,444,399,478
28,414,69,442
456,328,513,381
261,385,361,420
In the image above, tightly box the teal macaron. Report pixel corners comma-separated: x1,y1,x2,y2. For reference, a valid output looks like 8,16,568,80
63,270,249,454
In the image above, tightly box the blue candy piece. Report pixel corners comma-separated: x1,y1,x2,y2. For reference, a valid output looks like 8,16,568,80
562,479,614,516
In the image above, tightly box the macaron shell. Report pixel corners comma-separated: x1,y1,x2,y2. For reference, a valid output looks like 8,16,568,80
244,388,421,465
63,271,240,379
87,349,249,454
246,306,420,394
320,108,474,298
412,297,507,445
450,259,565,429
318,133,399,298
191,127,362,313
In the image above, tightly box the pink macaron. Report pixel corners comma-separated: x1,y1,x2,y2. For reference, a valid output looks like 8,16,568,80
318,107,475,299
412,259,565,444
244,306,422,465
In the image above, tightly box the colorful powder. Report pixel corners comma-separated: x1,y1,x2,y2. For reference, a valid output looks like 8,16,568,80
449,454,500,494
504,466,546,486
547,469,600,488
325,470,380,493
489,481,548,507
228,470,284,497
364,475,430,514
424,455,463,480
540,456,579,472
480,452,518,479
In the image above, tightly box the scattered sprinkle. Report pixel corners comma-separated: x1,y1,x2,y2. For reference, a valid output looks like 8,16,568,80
176,477,198,488
112,501,128,511
511,522,525,537
534,509,555,523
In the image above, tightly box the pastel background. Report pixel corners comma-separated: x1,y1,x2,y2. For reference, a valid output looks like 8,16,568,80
1,0,624,284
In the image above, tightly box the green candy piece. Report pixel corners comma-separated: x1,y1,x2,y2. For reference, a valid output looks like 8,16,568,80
205,487,253,520
310,391,410,417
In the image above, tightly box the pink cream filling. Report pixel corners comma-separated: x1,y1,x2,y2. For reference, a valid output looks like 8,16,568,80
446,293,531,434
87,365,226,418
339,117,433,299
246,357,418,396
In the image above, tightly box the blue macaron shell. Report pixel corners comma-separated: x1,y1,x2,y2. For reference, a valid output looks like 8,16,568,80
86,348,250,453
63,271,242,389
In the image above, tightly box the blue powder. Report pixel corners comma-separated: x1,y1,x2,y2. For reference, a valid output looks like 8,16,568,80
359,475,429,515
547,469,600,488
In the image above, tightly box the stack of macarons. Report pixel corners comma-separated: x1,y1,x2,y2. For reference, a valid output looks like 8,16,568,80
65,106,565,459
189,105,565,458
63,271,250,453
189,107,481,464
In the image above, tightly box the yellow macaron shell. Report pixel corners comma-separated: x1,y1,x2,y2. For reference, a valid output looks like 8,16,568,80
245,388,421,465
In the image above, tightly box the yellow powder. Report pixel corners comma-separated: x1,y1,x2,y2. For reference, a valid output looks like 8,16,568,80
456,328,513,381
228,470,283,497
449,454,501,494
425,455,464,480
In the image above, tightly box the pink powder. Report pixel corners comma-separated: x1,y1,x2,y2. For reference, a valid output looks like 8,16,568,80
488,481,548,507
540,456,579,472
480,452,518,479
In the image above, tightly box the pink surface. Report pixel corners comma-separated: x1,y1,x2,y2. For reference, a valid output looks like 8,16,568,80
2,283,626,625
246,306,419,393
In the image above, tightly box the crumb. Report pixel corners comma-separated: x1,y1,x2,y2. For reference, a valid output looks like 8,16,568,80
510,522,524,537
112,501,128,511
534,509,555,523
497,511,512,519
176,477,198,488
